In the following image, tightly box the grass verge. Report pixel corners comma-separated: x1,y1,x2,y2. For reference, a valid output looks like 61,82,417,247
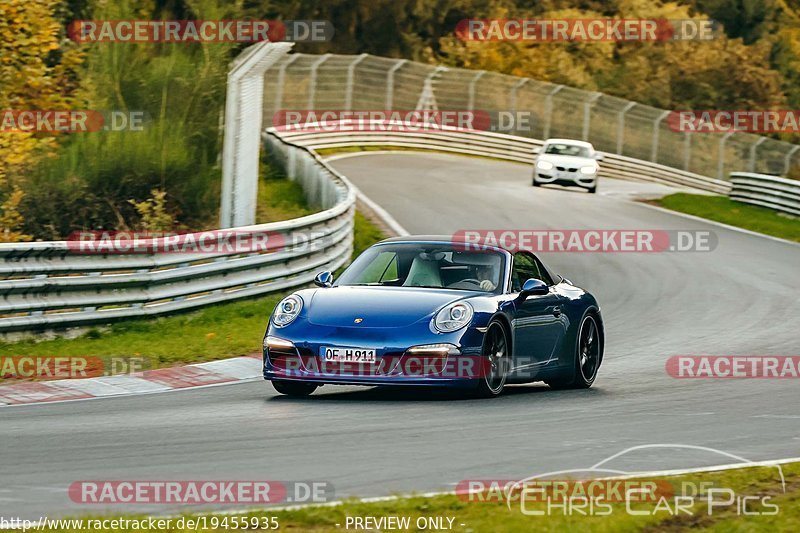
14,462,799,532
255,163,315,223
649,193,800,243
0,213,386,378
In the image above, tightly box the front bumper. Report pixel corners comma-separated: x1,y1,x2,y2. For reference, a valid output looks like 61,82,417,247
263,325,486,388
535,170,597,188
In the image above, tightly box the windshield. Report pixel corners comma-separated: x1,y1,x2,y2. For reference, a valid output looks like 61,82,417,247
544,143,591,158
337,243,506,293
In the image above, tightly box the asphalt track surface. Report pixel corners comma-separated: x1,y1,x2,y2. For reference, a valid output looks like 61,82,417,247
2,153,798,519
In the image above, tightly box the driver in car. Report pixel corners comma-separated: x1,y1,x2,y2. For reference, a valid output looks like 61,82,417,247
476,265,497,291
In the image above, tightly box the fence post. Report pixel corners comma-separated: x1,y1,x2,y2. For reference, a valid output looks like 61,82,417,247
306,54,331,110
344,54,368,110
749,137,766,173
651,110,670,163
220,42,293,228
683,132,692,171
718,132,733,180
416,66,448,111
273,54,300,117
582,92,601,141
510,79,529,128
467,71,486,112
617,102,636,155
785,145,800,176
543,85,563,139
385,59,407,109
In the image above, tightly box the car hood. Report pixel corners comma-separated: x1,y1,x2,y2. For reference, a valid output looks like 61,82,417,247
305,286,473,328
537,154,596,168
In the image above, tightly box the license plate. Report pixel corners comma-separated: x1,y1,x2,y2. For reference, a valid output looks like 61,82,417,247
321,346,376,363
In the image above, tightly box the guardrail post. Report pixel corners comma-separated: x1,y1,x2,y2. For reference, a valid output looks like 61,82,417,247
307,54,331,110
543,85,563,139
749,137,766,173
717,132,733,180
344,54,368,110
616,102,636,155
467,71,486,112
385,59,407,110
784,145,800,176
651,110,670,163
582,92,601,141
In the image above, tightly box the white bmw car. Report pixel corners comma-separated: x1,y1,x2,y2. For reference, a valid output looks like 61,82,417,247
532,139,604,193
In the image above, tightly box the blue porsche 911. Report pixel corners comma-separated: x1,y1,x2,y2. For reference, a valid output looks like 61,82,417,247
263,235,604,398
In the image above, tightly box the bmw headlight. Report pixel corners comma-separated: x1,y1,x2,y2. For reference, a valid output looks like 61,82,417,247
580,165,597,174
272,295,303,327
434,302,474,333
537,160,554,170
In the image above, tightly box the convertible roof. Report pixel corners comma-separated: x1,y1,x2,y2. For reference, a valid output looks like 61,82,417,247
379,234,514,252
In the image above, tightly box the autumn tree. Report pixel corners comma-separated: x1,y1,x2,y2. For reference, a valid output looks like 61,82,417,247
0,0,83,241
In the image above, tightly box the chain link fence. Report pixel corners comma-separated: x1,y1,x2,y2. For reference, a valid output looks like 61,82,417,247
263,53,800,181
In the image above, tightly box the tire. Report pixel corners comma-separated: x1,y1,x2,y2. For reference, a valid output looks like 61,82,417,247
272,379,318,397
532,179,541,187
474,320,511,398
587,185,597,194
547,313,601,390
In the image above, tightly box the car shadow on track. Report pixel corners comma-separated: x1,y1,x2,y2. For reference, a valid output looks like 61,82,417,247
266,384,607,403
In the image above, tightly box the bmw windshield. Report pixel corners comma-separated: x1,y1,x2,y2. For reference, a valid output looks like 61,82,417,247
544,143,591,157
336,243,506,294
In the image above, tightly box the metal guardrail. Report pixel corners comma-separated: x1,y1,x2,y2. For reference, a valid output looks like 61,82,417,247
270,123,732,195
0,132,355,334
730,173,800,216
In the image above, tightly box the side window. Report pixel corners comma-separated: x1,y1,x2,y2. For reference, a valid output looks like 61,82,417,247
511,252,541,292
532,256,554,286
511,252,554,290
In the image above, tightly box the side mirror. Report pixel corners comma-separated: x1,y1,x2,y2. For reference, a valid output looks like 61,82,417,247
594,153,605,161
314,271,333,288
533,147,540,154
519,278,549,299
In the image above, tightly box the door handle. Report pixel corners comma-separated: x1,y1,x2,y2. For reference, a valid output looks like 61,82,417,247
552,306,561,317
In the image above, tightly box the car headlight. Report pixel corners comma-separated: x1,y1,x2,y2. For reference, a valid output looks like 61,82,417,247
580,165,597,174
537,160,554,170
272,295,303,327
434,302,474,333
